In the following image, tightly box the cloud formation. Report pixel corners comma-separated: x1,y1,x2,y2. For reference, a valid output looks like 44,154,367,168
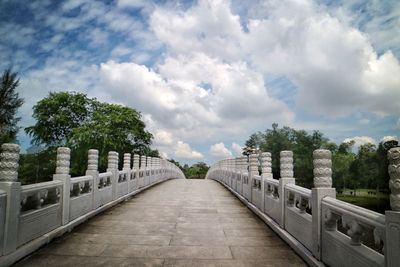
1,0,399,164
174,141,203,159
344,136,377,147
210,143,233,158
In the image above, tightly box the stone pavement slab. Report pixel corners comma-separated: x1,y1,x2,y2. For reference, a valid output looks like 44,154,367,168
15,179,307,266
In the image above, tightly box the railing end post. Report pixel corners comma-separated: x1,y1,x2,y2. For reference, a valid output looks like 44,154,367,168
0,143,21,254
311,149,336,260
385,147,400,266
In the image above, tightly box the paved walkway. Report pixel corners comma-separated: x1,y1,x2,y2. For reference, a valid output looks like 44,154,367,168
16,179,306,266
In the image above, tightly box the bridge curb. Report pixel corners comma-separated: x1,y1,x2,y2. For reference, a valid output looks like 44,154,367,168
0,178,175,267
214,179,325,267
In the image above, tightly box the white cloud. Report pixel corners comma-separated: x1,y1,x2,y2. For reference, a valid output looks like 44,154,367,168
174,141,203,159
154,130,174,145
381,136,398,143
4,0,400,165
98,55,294,144
231,142,243,156
150,0,400,119
343,136,377,147
210,143,232,158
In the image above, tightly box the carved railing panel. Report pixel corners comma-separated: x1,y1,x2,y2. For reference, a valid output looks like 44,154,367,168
19,181,63,246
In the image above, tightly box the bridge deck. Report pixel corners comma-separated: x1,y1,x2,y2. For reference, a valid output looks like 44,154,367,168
16,179,306,266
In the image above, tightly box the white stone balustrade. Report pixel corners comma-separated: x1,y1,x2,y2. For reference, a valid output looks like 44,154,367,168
0,143,185,266
206,147,400,267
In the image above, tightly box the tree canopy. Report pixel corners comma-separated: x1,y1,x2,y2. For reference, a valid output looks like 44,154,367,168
25,91,97,146
0,68,24,144
25,91,157,176
243,123,396,191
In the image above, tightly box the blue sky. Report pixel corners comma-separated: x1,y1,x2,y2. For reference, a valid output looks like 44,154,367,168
1,0,399,165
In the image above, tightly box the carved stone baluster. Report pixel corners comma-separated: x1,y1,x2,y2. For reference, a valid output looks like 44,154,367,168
87,149,98,171
342,216,364,246
388,147,400,211
278,151,295,228
86,149,99,206
312,149,336,259
298,196,308,213
313,149,332,188
260,152,272,214
140,155,146,172
280,151,293,179
123,153,131,171
386,147,400,266
146,156,151,185
107,151,118,200
324,209,341,231
132,154,139,182
0,144,21,254
243,156,248,183
140,155,146,187
287,191,295,207
0,143,20,181
249,153,258,185
53,147,71,225
261,152,272,179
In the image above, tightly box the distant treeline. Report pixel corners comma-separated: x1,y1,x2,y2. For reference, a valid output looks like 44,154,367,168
243,123,398,192
168,160,209,179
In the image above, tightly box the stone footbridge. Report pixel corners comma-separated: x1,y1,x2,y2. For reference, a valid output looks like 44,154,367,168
1,143,400,267
15,179,305,266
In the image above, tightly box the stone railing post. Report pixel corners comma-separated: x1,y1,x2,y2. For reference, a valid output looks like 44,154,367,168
133,154,139,184
279,151,295,227
146,156,151,185
241,156,247,187
228,159,232,187
156,158,161,182
107,151,118,200
249,153,258,202
86,149,99,209
123,153,131,182
385,147,400,267
53,147,71,225
311,149,336,259
0,143,21,255
133,154,140,170
123,153,131,170
261,152,272,212
234,157,239,191
140,155,146,187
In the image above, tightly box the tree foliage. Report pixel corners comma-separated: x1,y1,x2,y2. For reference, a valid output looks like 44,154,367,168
24,91,156,177
243,123,395,191
0,68,24,144
168,160,209,179
25,91,97,146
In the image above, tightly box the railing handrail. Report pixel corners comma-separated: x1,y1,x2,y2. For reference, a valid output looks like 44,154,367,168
205,148,400,267
0,143,186,266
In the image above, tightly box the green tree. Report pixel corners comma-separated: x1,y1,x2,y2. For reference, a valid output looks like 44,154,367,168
332,151,355,192
258,124,293,180
25,92,155,178
68,103,154,173
243,133,261,155
18,149,56,184
191,162,209,179
245,124,330,187
0,68,24,144
25,91,97,146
